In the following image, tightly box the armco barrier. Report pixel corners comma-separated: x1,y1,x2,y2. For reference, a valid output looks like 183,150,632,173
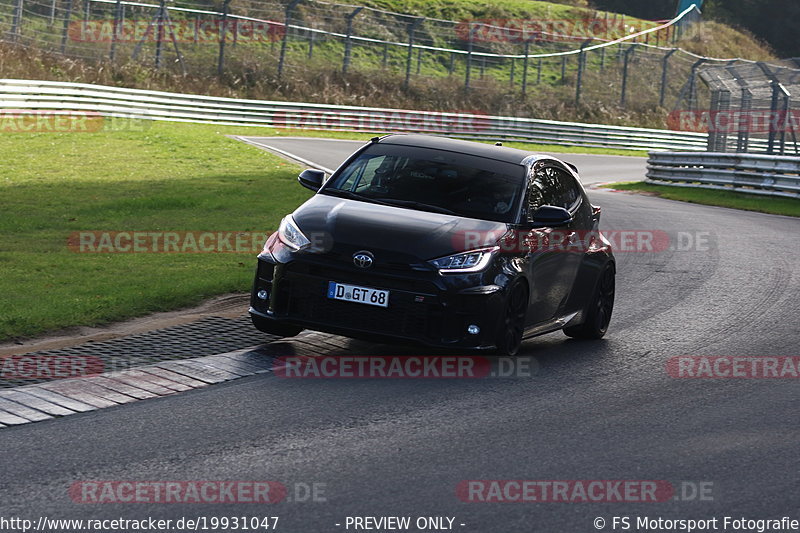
646,151,800,197
0,79,708,152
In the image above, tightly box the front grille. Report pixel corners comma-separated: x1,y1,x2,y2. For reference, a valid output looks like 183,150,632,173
284,274,442,340
289,259,436,293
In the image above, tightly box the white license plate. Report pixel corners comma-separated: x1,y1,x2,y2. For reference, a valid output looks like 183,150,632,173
327,281,389,308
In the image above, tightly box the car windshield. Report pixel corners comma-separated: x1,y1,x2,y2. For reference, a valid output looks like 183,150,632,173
321,143,526,223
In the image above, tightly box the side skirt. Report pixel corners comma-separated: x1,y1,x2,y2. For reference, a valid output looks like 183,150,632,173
522,312,579,339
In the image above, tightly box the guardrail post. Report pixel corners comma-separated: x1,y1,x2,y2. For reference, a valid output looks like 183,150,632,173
521,41,529,96
448,52,455,75
404,17,422,89
342,6,363,76
60,0,74,54
619,45,635,107
600,46,605,71
308,27,314,59
560,55,567,83
416,46,422,74
10,0,24,41
509,57,515,87
575,39,592,106
659,48,677,107
383,42,389,67
278,0,301,78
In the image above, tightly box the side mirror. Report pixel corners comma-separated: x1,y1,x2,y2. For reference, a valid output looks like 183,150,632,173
530,205,572,227
298,169,325,191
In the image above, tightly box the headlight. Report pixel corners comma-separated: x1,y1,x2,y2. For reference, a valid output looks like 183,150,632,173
429,246,498,273
278,215,311,251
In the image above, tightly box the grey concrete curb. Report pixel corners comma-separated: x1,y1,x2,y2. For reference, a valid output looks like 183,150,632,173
0,345,277,428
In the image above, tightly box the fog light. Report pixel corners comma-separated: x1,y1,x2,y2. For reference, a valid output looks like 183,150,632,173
257,289,269,300
467,325,480,335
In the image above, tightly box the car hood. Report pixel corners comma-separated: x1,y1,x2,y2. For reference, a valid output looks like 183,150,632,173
292,194,509,261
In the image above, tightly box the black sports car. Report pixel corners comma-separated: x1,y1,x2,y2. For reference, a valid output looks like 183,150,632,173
250,134,615,355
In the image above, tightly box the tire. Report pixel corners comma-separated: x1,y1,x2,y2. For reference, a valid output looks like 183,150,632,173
564,262,615,340
251,315,303,338
494,281,529,357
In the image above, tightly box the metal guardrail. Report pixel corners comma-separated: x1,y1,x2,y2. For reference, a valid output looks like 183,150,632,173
0,79,709,152
646,151,800,197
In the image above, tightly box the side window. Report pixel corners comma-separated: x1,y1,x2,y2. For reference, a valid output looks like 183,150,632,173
337,155,397,191
528,166,582,215
337,158,368,191
557,170,581,210
528,166,559,213
354,156,386,191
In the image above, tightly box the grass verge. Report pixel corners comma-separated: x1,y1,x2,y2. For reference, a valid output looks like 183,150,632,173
601,181,800,217
0,120,315,341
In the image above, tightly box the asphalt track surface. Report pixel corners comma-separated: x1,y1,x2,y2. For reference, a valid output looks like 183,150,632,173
1,137,799,532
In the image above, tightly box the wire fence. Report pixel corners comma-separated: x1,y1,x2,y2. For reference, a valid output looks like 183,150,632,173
0,0,797,154
692,60,800,155
0,0,702,98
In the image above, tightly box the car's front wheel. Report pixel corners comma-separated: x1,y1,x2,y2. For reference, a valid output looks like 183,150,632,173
564,262,615,340
494,281,529,356
251,315,303,338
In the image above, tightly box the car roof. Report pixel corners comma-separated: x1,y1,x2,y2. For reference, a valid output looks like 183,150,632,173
375,134,545,166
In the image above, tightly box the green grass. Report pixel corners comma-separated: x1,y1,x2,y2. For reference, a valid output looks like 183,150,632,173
0,120,315,341
602,181,800,217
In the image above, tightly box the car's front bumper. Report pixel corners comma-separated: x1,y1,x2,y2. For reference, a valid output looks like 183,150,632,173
250,251,509,350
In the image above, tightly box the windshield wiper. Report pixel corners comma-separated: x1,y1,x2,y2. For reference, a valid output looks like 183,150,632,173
374,198,459,216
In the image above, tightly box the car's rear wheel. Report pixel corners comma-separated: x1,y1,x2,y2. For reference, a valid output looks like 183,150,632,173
564,262,615,340
495,281,529,356
251,315,303,338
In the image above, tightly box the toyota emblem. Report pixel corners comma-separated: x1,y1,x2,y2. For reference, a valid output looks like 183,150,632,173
353,251,374,269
